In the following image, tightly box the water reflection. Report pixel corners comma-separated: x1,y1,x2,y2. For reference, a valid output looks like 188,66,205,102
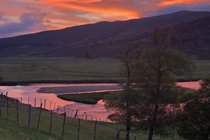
177,81,200,90
0,82,200,121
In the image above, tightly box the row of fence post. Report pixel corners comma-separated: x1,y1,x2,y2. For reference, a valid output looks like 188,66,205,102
0,93,137,140
17,96,102,122
0,93,101,140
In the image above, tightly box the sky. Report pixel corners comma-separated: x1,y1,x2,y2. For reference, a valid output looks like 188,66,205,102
0,0,210,38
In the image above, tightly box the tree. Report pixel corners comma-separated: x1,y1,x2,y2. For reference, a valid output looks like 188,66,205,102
105,44,139,140
176,78,210,140
134,29,194,140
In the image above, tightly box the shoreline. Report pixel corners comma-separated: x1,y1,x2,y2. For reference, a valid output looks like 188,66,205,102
0,78,201,86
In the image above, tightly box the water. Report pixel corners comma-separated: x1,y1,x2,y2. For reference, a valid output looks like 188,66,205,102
0,81,200,121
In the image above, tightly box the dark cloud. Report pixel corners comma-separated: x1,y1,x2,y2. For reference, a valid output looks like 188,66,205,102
0,13,47,38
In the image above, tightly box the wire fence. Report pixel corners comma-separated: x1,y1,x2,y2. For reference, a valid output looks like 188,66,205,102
0,92,131,140
14,95,108,122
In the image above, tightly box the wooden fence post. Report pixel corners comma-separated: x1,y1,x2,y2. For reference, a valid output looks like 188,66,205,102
49,101,51,110
34,98,36,107
93,121,97,140
64,106,66,114
37,103,43,129
49,110,53,135
28,105,31,128
6,94,9,119
0,93,2,118
0,93,2,105
28,97,30,105
0,103,1,118
54,103,56,110
77,119,81,140
16,100,19,123
57,105,59,114
115,129,120,140
74,109,78,118
44,99,46,109
61,112,66,140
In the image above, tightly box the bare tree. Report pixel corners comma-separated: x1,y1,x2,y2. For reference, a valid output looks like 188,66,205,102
105,43,139,140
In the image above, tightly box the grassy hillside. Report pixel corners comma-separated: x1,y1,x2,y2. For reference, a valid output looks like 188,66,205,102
0,57,209,83
0,95,183,140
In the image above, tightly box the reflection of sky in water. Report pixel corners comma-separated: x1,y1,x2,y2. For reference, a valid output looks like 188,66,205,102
0,82,200,121
177,81,200,90
0,83,120,121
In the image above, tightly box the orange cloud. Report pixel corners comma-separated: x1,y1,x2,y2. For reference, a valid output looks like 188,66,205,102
159,0,210,7
39,0,140,19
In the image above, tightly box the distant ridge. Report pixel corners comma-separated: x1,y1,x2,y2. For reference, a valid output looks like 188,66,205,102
0,11,210,59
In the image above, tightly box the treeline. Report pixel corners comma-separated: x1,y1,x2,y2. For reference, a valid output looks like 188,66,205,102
104,28,210,140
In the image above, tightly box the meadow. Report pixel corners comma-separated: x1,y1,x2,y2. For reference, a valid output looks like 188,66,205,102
0,57,120,83
0,57,209,83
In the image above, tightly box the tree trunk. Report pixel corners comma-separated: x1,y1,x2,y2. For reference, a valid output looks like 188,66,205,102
125,115,130,140
148,104,158,140
125,82,131,140
204,124,210,140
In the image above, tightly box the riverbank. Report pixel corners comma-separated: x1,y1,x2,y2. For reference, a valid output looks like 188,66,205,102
0,78,203,86
56,82,198,105
57,92,110,104
0,80,122,86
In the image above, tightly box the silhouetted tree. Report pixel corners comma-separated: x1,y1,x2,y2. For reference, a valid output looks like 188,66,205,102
176,78,210,140
105,44,139,140
134,29,194,140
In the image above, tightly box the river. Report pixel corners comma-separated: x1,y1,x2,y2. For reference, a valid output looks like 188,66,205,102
0,81,200,121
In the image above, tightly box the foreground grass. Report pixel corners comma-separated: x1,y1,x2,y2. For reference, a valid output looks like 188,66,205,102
0,120,54,140
0,57,209,83
58,92,110,104
0,95,184,140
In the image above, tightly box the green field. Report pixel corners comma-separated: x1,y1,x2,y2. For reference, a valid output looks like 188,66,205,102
0,96,183,140
0,57,209,83
0,57,120,83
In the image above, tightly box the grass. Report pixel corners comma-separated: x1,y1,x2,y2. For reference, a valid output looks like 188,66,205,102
0,95,184,140
0,57,121,83
57,92,110,104
0,57,209,83
178,59,210,81
0,121,54,140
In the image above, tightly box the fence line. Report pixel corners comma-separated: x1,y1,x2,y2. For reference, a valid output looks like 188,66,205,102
0,92,123,140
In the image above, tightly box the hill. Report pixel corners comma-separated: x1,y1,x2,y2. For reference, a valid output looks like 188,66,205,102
0,11,209,58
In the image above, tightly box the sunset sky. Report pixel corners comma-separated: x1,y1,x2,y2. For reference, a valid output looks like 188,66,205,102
0,0,210,38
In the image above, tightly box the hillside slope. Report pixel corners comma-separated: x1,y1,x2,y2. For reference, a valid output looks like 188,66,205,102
0,11,209,58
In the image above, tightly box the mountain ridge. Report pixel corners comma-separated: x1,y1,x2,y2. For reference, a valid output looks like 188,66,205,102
0,11,210,58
